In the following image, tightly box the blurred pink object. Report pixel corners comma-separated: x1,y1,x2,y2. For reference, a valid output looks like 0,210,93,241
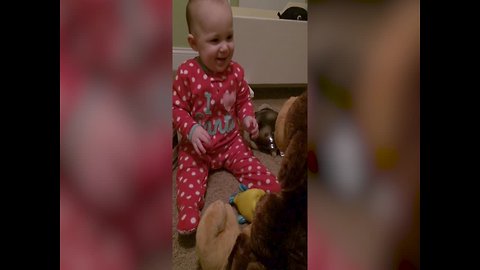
60,0,172,268
308,220,362,270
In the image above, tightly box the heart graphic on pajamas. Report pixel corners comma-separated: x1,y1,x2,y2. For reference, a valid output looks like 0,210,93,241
222,90,236,112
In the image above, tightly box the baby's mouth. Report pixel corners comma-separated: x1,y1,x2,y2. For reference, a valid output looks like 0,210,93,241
216,57,227,64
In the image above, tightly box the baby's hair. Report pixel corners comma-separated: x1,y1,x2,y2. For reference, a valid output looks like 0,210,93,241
186,0,231,34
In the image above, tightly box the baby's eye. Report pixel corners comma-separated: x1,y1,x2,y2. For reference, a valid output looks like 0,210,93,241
210,38,219,43
227,35,233,41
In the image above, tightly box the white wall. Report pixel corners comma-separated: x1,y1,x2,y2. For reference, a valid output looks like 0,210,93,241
232,14,307,85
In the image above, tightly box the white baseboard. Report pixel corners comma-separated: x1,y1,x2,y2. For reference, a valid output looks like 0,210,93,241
172,47,197,71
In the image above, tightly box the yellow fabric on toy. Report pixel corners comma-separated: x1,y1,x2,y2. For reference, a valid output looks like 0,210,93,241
232,188,266,222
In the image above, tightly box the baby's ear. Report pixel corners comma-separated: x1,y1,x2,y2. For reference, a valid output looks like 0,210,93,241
187,34,198,51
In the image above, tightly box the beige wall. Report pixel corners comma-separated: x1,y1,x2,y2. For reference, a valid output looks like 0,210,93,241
173,0,188,48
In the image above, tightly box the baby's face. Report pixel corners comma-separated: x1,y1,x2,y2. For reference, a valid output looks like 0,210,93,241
192,3,234,74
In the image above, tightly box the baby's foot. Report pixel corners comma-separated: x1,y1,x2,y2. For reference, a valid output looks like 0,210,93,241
177,206,200,235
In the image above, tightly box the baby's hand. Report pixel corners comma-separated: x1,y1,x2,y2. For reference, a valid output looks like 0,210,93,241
243,116,259,139
190,125,211,155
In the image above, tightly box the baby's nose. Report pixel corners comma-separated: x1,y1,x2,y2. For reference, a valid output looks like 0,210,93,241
219,43,228,53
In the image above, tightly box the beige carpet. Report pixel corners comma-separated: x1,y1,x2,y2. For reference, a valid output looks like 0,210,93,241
171,97,289,270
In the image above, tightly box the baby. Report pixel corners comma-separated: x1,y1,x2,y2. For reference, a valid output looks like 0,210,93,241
172,0,281,234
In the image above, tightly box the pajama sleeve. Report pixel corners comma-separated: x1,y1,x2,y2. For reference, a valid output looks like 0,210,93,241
172,67,199,141
234,64,255,121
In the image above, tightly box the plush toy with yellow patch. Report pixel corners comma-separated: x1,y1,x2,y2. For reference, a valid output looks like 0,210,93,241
229,183,266,224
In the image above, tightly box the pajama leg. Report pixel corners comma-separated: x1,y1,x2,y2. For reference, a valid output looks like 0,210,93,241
224,136,281,193
175,144,209,234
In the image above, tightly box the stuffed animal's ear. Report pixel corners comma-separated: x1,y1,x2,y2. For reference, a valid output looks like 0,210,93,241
275,96,298,153
284,91,307,143
196,201,241,270
278,91,308,193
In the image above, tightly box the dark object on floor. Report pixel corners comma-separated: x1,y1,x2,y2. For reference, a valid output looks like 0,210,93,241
253,106,279,156
277,7,308,21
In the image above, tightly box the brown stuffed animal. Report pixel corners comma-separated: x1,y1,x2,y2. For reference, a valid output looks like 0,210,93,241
274,95,299,154
196,91,307,270
230,90,307,270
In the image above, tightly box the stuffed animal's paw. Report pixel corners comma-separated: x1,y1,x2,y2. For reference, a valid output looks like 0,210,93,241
196,200,241,270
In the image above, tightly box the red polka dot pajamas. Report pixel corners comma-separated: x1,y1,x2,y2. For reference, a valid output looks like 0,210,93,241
172,58,281,233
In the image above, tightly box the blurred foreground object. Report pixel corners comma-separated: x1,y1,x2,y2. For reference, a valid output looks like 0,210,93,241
60,0,172,269
308,0,419,269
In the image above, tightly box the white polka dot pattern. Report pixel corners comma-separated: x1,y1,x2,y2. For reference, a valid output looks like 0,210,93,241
174,60,281,232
